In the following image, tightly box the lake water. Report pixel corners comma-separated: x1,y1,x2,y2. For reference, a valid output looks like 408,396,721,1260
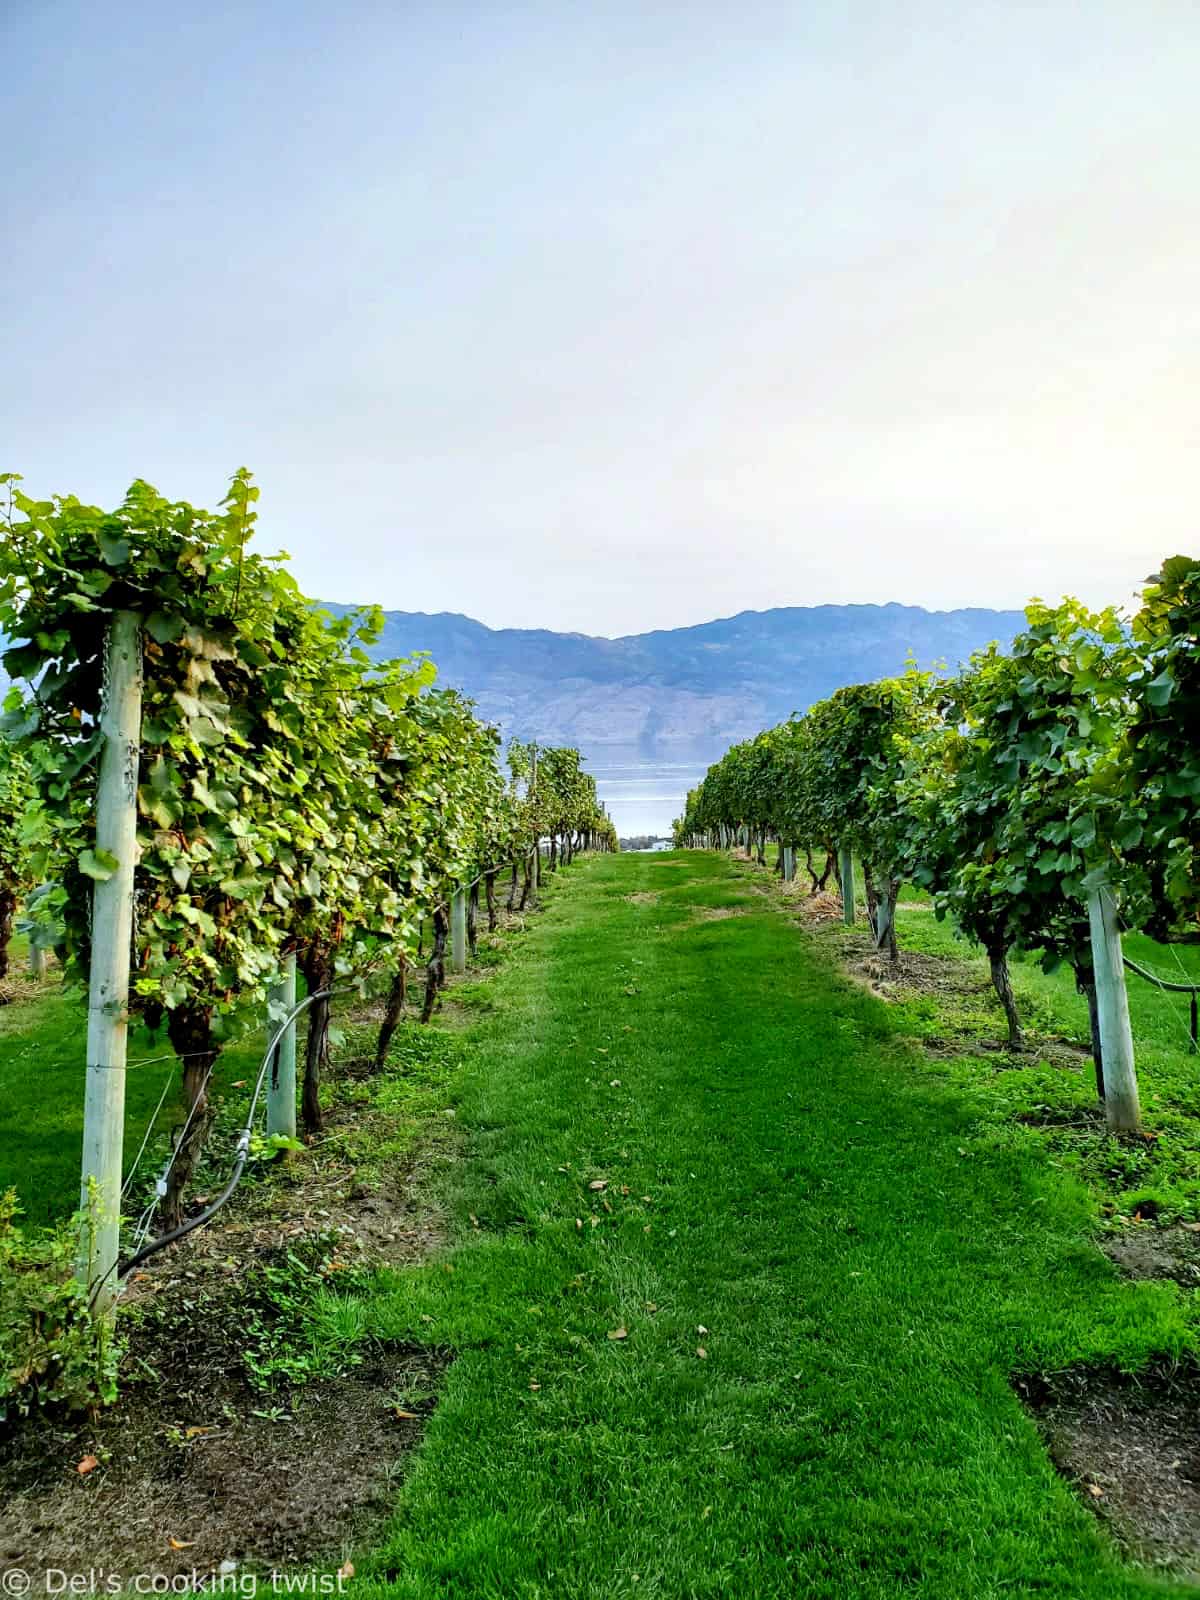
588,760,710,840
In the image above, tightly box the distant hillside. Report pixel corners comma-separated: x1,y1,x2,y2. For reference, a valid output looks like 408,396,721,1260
325,602,1026,764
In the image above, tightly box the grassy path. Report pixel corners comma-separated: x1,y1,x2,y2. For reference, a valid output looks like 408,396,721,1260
356,850,1191,1599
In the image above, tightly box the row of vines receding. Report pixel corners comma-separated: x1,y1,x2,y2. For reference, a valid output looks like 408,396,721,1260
674,559,1200,1132
0,468,616,1415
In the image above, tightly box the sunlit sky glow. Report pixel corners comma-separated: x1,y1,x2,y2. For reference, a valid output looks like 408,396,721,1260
4,1,1197,635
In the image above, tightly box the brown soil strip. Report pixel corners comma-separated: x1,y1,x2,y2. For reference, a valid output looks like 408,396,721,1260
1100,1225,1200,1289
0,1342,448,1583
1017,1362,1200,1580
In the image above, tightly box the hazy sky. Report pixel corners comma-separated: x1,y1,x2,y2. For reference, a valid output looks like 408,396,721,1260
4,1,1197,635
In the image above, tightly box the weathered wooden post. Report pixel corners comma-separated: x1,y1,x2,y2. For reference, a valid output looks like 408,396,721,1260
79,611,141,1312
1087,881,1140,1133
451,887,468,973
840,845,855,924
266,952,297,1140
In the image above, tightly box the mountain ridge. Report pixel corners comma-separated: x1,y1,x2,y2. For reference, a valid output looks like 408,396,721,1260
327,600,1027,764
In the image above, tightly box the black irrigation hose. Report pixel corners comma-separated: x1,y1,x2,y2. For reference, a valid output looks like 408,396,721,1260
116,985,339,1278
1121,954,1199,994
1122,954,1199,1053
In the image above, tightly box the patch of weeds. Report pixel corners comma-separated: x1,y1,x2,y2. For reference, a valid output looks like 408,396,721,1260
315,1025,465,1183
240,1233,373,1392
372,1025,462,1095
447,982,497,1013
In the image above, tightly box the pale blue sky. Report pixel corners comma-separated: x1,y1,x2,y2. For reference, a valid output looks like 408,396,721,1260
3,1,1197,633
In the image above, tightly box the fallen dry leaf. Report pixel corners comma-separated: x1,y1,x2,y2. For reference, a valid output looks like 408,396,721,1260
76,1454,99,1476
588,1180,608,1192
608,1326,629,1341
697,1325,709,1335
696,1346,708,1359
393,1408,421,1420
1087,1484,1104,1498
337,1561,355,1581
168,1537,195,1551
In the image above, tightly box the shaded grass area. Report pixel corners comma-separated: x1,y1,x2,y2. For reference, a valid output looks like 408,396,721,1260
339,850,1195,1598
0,908,528,1231
0,962,265,1228
829,891,1200,1227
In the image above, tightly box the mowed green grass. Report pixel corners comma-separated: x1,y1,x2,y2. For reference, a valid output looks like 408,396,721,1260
0,944,263,1227
345,850,1195,1599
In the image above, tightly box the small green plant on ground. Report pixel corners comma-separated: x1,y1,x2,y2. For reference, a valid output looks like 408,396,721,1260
240,1235,373,1392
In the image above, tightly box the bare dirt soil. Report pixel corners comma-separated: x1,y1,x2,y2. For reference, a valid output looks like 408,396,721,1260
1100,1225,1200,1289
1018,1361,1200,1580
0,1334,447,1584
